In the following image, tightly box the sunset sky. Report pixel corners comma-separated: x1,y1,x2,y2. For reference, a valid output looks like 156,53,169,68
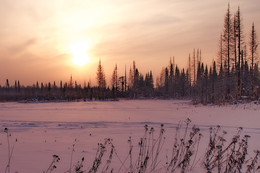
0,0,259,86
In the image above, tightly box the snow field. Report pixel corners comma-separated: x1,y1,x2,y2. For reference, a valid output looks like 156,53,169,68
0,100,259,172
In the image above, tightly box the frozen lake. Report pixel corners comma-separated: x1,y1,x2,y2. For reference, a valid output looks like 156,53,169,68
0,100,259,172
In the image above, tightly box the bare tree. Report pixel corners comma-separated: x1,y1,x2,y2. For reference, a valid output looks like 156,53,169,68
234,6,245,99
249,22,259,96
249,23,259,70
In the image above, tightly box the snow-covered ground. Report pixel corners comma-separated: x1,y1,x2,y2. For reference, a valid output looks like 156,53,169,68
0,100,259,172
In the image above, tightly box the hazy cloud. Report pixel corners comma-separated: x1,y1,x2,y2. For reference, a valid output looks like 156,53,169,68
0,0,259,84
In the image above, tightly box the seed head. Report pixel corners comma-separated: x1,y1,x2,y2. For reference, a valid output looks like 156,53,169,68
4,128,8,133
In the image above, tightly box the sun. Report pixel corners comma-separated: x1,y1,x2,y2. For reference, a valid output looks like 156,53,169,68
69,41,91,66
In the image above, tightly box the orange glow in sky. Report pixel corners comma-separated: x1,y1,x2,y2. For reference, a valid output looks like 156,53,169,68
0,0,259,85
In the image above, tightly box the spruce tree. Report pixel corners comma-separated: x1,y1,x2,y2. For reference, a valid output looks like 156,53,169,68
96,60,106,89
222,4,233,97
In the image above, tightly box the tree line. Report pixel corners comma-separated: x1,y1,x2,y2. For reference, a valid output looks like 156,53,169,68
0,4,259,104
